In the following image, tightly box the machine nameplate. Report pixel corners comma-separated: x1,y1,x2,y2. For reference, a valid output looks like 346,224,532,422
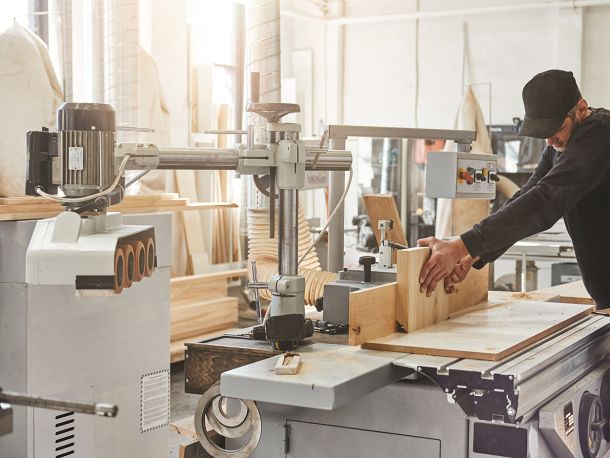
68,146,84,171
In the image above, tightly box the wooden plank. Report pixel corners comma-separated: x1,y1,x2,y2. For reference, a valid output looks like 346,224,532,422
534,281,594,305
175,170,210,274
348,282,397,346
171,297,238,341
396,248,448,332
170,327,239,363
0,200,237,221
171,276,228,307
448,265,489,315
363,301,593,361
362,194,408,247
170,416,197,440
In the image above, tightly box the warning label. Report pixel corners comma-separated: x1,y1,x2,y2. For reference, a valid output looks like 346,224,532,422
140,370,170,432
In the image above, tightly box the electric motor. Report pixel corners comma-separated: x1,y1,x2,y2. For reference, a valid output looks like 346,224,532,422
57,103,116,198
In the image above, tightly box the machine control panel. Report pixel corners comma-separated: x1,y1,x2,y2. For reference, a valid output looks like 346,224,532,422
425,151,498,199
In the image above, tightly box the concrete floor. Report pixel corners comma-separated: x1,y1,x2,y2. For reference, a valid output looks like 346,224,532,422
170,361,202,457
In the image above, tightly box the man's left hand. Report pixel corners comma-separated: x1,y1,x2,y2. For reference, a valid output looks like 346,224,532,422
417,237,469,296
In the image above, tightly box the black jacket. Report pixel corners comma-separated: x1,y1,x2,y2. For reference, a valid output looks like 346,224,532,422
461,108,610,306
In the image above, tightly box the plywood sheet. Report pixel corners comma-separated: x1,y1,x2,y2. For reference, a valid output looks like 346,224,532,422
362,194,407,247
349,282,397,346
363,301,593,361
534,281,594,305
396,247,448,332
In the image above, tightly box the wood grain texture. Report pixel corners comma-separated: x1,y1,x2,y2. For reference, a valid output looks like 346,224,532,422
534,281,594,305
169,327,238,363
448,265,489,314
0,194,235,221
363,301,593,361
171,297,238,341
487,290,560,303
348,282,397,346
362,194,408,247
396,247,448,332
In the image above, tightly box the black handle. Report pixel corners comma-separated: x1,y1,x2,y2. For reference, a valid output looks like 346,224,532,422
359,255,376,283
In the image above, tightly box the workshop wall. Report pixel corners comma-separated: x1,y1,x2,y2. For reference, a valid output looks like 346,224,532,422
283,0,610,131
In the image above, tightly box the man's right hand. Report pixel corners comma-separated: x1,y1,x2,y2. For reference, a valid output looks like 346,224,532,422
444,255,476,294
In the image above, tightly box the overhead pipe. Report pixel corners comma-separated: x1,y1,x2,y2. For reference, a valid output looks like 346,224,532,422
280,0,610,25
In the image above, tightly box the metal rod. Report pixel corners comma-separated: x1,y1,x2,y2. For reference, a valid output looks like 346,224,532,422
250,261,263,324
156,148,239,170
0,392,118,418
278,189,298,276
327,137,347,273
155,147,352,172
326,124,476,143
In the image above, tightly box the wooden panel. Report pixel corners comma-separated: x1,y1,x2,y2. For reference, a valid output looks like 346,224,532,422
348,282,397,346
534,281,594,305
171,275,228,306
363,301,593,361
448,265,489,314
171,297,238,341
362,194,408,247
169,327,238,363
396,247,448,332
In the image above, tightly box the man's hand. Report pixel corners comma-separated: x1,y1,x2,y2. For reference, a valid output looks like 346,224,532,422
417,237,469,296
444,255,476,294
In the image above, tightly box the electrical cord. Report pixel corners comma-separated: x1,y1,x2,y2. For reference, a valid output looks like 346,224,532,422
36,155,132,203
298,166,353,267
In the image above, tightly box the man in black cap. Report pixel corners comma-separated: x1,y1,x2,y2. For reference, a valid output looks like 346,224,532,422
418,69,610,308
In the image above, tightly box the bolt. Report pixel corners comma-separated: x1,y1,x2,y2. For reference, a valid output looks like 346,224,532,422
507,407,516,417
351,325,361,335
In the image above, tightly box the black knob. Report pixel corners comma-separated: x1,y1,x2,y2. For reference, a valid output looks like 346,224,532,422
359,255,376,283
489,173,500,182
475,172,485,181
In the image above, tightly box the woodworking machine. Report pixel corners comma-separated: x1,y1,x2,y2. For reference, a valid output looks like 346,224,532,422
215,313,610,458
185,138,610,457
2,90,352,456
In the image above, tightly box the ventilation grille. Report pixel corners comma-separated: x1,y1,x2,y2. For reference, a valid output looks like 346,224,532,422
54,411,75,457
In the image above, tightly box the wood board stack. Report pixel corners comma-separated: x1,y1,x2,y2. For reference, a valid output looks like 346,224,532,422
169,269,245,362
0,193,237,221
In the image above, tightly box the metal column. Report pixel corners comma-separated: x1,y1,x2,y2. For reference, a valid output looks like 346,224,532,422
328,137,347,272
278,189,298,276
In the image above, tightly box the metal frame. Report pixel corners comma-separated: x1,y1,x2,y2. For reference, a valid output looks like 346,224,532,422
324,124,477,272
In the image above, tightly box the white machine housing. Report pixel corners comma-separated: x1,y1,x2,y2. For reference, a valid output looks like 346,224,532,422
26,211,152,287
425,151,498,199
0,213,171,458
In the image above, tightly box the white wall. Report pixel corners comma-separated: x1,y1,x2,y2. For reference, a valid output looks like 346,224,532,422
282,0,610,130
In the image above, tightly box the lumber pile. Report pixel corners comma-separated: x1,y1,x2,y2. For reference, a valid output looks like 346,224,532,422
0,193,236,221
169,269,246,362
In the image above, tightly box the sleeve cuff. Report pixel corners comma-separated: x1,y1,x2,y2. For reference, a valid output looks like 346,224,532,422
460,229,486,259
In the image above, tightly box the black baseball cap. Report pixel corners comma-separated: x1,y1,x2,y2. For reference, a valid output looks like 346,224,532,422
519,70,581,139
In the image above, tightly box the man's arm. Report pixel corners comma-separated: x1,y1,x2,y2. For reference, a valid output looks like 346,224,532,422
471,146,555,268
420,124,610,293
461,132,610,259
